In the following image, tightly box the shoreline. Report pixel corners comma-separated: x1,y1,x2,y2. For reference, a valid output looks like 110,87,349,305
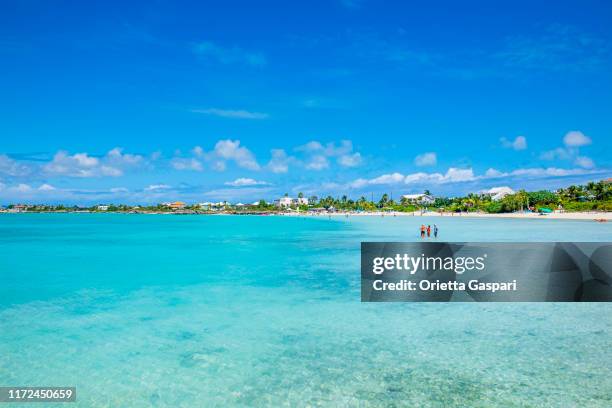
1,210,610,221
280,210,612,221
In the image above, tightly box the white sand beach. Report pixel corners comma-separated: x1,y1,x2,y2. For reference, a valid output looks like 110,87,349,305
284,210,612,221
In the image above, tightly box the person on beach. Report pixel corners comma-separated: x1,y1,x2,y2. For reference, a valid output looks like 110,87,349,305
427,225,431,238
420,224,426,238
433,224,438,238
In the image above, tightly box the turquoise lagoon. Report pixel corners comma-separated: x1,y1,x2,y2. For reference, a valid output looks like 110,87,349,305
0,214,611,407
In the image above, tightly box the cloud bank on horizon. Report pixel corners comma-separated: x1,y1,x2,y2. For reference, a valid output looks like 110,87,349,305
0,130,608,204
0,1,610,204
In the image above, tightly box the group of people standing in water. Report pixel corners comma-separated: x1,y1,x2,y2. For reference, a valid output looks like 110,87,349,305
420,224,438,238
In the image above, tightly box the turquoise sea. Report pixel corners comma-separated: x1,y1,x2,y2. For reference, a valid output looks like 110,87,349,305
0,214,611,407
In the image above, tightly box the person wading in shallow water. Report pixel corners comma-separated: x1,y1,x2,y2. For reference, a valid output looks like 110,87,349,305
427,225,431,238
434,224,438,238
420,224,426,238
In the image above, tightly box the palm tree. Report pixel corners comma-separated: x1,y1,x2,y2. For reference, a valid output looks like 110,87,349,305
516,189,529,211
567,185,581,201
597,180,611,200
378,193,389,208
586,181,596,195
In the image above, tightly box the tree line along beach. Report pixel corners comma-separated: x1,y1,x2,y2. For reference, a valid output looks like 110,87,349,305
1,180,610,221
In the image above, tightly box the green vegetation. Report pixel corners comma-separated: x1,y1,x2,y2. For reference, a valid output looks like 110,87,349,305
2,180,610,214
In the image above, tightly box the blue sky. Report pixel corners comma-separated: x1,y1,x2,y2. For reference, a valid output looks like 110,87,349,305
1,0,611,204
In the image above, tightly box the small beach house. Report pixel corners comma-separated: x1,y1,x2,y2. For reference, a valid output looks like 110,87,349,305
213,201,228,210
167,201,186,210
484,187,515,201
274,196,309,207
274,197,293,207
8,204,28,213
401,194,435,205
294,197,309,206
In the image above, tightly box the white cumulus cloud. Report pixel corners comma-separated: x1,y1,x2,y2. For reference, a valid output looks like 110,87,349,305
38,184,56,191
484,168,504,178
266,149,292,173
540,147,572,161
508,167,594,177
0,154,32,176
574,156,595,169
296,140,362,169
349,168,476,189
145,184,171,191
106,148,144,166
178,140,260,172
213,140,260,170
305,155,329,170
338,152,362,167
563,130,591,147
414,152,437,166
43,148,144,178
500,136,527,150
12,183,32,192
224,178,270,187
540,130,596,169
191,108,269,120
171,157,203,171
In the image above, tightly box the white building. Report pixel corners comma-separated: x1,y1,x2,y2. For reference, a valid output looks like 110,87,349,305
274,197,293,207
294,197,309,206
196,201,228,211
274,197,309,207
401,194,435,205
8,204,27,213
483,186,515,201
97,205,109,211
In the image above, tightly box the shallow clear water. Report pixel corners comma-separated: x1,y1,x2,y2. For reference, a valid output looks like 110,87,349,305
0,214,611,407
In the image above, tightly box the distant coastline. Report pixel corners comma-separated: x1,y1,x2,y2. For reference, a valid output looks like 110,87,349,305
282,210,612,221
1,209,610,221
2,180,610,221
